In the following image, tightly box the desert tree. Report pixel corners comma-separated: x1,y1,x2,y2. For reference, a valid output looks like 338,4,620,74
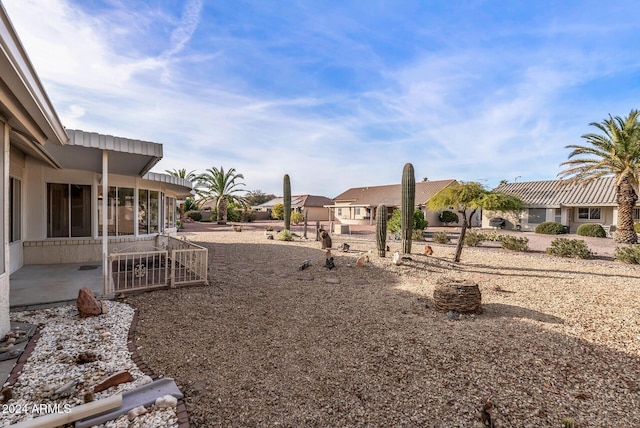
428,182,523,262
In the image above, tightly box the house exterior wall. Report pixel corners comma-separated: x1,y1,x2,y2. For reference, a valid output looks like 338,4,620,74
0,123,9,336
304,206,331,222
483,206,618,232
21,160,181,265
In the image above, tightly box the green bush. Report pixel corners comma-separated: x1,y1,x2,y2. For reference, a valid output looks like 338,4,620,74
186,211,202,221
200,217,212,222
439,210,459,224
501,236,529,252
291,212,305,225
388,209,428,233
271,203,284,220
277,229,293,241
535,222,566,235
546,238,593,259
464,230,484,247
634,222,640,233
432,231,450,244
615,245,640,264
576,223,606,238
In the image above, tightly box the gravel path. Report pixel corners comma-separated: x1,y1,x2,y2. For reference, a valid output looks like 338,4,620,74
126,225,640,427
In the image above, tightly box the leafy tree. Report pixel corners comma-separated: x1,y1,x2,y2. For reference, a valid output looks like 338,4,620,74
271,203,284,220
428,182,523,262
196,166,246,224
559,110,640,244
244,190,276,206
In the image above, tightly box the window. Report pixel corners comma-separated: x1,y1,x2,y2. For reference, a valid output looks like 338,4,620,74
99,187,135,236
337,208,342,217
165,196,176,228
47,183,91,237
138,189,159,234
554,208,561,224
578,207,601,220
10,177,21,242
527,208,546,224
355,208,361,216
634,208,640,221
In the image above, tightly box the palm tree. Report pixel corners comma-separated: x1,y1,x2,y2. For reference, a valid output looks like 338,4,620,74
197,166,246,224
559,109,640,244
164,168,198,182
165,168,199,216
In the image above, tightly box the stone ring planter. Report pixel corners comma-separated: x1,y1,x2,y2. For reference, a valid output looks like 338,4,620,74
433,278,482,313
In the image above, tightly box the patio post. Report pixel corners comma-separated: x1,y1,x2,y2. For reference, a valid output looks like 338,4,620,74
102,150,109,296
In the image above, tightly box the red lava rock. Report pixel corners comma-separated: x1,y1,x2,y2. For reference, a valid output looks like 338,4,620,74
424,245,433,256
77,287,102,318
93,370,134,393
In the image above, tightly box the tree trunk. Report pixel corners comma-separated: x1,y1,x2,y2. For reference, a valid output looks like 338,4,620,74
217,197,228,225
454,218,468,263
615,177,638,244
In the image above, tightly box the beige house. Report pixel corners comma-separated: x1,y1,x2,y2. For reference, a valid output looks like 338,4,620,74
328,179,481,227
483,177,634,233
0,5,197,336
253,194,334,221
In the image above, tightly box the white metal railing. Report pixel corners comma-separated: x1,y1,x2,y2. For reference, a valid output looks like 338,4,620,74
167,237,209,287
109,249,168,293
106,237,208,294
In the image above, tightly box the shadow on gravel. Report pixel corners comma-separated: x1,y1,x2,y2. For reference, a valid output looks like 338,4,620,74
481,303,564,324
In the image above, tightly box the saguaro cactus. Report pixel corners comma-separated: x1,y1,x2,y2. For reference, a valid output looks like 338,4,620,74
283,174,291,231
401,163,415,254
376,204,388,257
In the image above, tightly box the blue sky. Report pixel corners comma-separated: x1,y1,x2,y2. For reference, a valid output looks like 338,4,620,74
4,0,640,197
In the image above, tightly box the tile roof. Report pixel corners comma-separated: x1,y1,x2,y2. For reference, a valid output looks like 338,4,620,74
254,195,333,208
332,179,456,207
493,176,617,207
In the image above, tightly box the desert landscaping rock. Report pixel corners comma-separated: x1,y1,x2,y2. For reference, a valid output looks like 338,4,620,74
126,227,640,427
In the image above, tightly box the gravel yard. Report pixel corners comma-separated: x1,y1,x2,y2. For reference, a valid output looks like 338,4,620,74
126,225,640,427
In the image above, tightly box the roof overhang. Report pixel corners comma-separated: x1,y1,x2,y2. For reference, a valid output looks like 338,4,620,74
142,171,193,198
0,5,67,146
43,129,163,176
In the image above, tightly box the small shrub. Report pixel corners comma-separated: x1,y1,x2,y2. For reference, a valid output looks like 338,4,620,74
439,210,459,224
432,231,450,244
535,222,566,235
464,230,484,247
546,238,593,259
265,226,274,232
239,210,256,222
291,212,305,225
200,217,212,222
634,222,640,233
186,211,202,221
576,223,606,238
277,230,293,241
482,230,504,242
501,236,529,252
615,245,640,264
412,229,424,241
233,225,242,232
176,220,183,230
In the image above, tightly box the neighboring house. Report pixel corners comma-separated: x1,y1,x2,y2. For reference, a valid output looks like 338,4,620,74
0,6,195,337
327,179,481,227
483,177,635,232
253,195,334,221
